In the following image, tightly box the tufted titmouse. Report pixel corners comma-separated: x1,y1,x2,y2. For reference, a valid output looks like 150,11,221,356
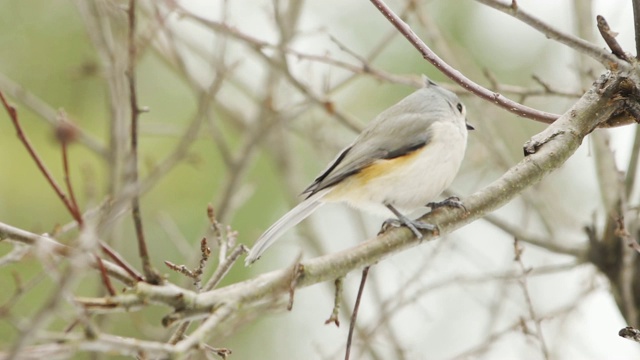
245,77,473,265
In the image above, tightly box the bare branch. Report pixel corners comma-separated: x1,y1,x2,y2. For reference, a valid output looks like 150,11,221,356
596,15,629,61
0,92,82,224
5,1,640,357
345,266,370,360
513,239,550,359
475,0,626,68
369,0,561,124
213,71,624,314
0,221,135,286
75,70,627,326
126,0,161,284
202,245,248,292
325,277,344,327
483,214,586,257
625,125,640,196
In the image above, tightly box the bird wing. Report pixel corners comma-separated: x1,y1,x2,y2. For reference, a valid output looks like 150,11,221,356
303,111,436,197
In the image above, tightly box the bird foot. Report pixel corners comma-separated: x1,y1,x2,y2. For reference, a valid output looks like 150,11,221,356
426,196,466,212
379,217,437,239
381,203,439,239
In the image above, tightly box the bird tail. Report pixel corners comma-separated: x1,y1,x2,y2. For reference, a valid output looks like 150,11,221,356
245,191,327,266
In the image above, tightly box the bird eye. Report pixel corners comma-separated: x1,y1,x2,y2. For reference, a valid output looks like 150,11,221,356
456,103,464,113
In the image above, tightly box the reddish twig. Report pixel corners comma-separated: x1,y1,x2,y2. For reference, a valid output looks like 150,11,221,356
55,114,83,225
0,91,83,224
95,255,117,296
596,15,629,62
100,241,144,282
126,0,161,284
61,141,83,226
345,266,370,360
369,0,560,124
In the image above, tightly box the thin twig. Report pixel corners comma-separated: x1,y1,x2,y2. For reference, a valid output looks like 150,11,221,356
195,238,211,290
126,0,160,284
164,261,197,278
615,216,640,326
6,266,77,359
325,277,344,327
166,234,222,347
369,0,561,124
99,241,144,282
164,238,212,290
60,135,83,226
596,15,629,61
483,214,586,257
475,0,625,67
202,245,248,292
0,221,137,286
95,255,117,296
0,91,82,224
0,243,29,266
450,296,592,360
625,125,640,197
172,305,235,354
175,9,364,133
345,266,370,360
513,239,550,360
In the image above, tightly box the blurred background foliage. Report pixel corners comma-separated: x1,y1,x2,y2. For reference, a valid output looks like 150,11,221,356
1,0,639,359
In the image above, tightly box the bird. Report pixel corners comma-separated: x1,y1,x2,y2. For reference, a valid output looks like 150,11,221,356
245,77,473,265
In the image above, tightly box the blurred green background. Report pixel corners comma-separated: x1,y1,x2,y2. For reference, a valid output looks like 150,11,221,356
1,1,639,359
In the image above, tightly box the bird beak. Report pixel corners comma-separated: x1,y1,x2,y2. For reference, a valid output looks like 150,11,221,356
466,122,475,130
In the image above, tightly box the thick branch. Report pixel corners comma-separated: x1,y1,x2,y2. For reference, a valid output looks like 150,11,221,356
79,71,627,323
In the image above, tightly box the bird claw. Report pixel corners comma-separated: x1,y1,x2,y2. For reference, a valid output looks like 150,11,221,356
379,218,436,239
427,196,466,212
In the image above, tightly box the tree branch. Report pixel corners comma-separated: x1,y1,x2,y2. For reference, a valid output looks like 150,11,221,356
0,92,82,225
126,0,160,284
78,70,628,326
369,0,560,124
596,15,629,61
475,0,627,68
633,0,640,59
0,221,135,286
